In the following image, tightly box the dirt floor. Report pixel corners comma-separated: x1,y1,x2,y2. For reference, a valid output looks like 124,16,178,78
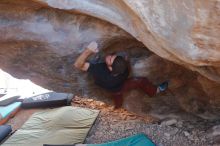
6,96,217,146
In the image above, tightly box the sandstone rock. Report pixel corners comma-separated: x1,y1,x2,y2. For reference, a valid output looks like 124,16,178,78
164,133,171,139
209,125,220,137
184,131,190,137
161,119,178,126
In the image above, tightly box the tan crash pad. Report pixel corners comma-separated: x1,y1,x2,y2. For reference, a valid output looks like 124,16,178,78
2,106,99,146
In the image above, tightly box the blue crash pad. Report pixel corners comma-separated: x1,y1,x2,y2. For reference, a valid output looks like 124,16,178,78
89,133,155,146
0,102,21,120
0,125,12,143
43,133,155,146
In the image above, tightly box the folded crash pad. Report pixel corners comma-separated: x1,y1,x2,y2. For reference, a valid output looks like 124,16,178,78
0,125,12,143
0,93,20,106
43,133,155,146
2,106,99,146
0,94,6,98
21,92,73,108
0,102,21,125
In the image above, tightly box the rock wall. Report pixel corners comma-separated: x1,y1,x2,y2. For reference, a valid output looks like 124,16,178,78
0,0,220,118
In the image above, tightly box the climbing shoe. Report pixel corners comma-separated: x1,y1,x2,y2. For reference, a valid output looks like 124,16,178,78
158,81,169,92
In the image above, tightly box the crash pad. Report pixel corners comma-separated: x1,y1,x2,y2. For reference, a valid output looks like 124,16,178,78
0,102,21,125
0,93,20,106
0,125,12,143
88,133,155,146
2,106,99,146
21,92,73,108
43,133,155,146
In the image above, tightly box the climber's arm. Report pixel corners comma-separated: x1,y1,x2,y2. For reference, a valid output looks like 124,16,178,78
74,42,98,72
74,49,91,71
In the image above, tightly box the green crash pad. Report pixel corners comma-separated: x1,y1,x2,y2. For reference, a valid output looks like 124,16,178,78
43,133,155,146
2,106,99,146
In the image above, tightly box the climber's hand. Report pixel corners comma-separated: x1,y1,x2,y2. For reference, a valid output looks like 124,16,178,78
87,41,98,53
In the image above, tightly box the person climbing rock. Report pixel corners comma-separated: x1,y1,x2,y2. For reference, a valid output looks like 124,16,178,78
74,41,168,108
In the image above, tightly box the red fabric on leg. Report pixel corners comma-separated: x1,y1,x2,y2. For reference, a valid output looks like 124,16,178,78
111,77,157,108
111,92,123,108
121,77,157,97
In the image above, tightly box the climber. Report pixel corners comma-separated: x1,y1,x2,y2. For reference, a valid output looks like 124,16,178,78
74,41,168,108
